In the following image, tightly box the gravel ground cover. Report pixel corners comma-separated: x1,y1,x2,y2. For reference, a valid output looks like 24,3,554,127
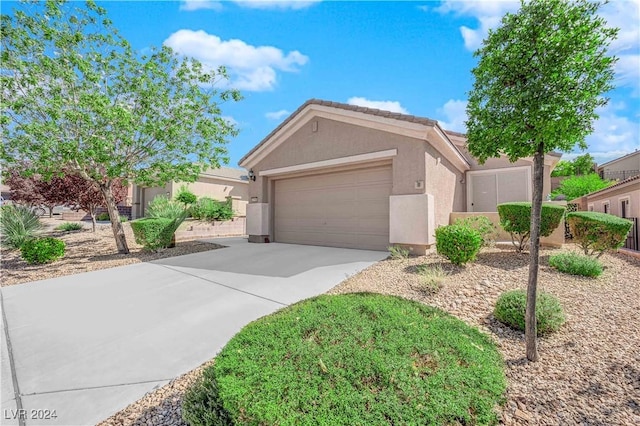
0,218,223,286
99,244,640,426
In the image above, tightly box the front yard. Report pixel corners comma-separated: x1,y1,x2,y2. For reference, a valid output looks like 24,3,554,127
98,245,640,425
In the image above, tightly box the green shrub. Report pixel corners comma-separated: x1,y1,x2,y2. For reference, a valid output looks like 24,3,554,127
0,205,43,249
119,215,128,222
190,197,233,221
146,195,187,220
549,251,603,277
96,212,110,221
175,185,197,206
494,290,565,335
183,294,506,425
55,222,83,232
567,211,633,258
387,244,410,259
497,202,565,252
454,215,498,247
435,224,482,265
20,237,66,264
130,215,186,251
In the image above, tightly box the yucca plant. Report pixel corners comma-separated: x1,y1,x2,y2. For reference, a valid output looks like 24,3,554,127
0,205,44,249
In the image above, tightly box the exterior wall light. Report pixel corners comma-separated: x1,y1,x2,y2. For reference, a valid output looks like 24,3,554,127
248,169,256,181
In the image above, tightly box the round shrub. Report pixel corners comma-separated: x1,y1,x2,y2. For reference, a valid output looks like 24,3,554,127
494,290,565,335
435,224,482,265
567,211,633,257
20,237,66,264
130,217,183,251
549,251,603,277
183,294,506,426
497,202,565,252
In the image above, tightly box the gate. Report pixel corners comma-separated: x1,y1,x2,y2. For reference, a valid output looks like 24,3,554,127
624,217,638,251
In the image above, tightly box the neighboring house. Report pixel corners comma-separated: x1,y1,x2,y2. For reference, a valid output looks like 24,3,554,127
131,167,249,219
239,99,560,252
597,150,640,181
571,174,640,251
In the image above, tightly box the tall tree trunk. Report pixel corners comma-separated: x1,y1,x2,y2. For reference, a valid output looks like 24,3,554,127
99,184,129,254
526,142,545,362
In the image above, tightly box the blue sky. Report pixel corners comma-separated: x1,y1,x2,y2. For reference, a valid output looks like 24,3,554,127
9,0,640,167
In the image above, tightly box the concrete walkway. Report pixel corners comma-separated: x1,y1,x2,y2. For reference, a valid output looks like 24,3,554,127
0,239,387,425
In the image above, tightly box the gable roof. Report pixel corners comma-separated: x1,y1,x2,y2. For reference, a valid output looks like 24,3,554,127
596,150,640,169
239,99,470,171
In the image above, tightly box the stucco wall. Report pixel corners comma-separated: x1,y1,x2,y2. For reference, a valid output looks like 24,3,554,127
173,177,248,202
249,118,435,198
450,211,565,247
584,183,640,218
598,152,640,180
425,149,465,227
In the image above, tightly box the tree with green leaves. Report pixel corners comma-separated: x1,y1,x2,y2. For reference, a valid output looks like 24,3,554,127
551,173,612,200
1,0,240,254
551,153,596,177
466,0,616,361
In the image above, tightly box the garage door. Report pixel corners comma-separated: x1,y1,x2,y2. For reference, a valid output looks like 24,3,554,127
274,165,391,250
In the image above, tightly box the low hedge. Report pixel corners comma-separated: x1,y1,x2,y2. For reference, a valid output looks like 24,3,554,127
130,217,183,251
190,198,233,221
497,202,565,252
566,211,633,258
549,251,603,277
494,289,565,336
435,224,482,265
20,237,66,264
183,294,506,425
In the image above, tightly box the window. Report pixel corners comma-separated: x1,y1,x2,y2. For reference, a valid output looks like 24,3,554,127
620,197,630,218
603,201,610,214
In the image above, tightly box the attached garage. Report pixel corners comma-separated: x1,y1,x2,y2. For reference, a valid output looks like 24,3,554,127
273,165,392,250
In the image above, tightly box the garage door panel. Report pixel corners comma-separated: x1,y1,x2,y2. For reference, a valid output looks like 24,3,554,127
274,166,391,251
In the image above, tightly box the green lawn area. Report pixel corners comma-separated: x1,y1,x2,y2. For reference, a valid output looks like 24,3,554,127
184,293,506,425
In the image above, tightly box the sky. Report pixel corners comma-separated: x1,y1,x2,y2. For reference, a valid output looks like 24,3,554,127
7,0,640,168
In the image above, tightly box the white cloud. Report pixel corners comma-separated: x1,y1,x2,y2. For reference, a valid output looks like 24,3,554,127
265,109,290,120
233,0,321,10
179,0,222,11
437,99,468,133
586,103,639,154
437,0,640,92
436,1,518,51
346,97,409,114
222,115,238,126
164,30,308,91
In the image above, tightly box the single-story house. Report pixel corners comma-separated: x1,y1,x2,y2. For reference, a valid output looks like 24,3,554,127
597,150,640,181
131,167,249,219
239,99,561,253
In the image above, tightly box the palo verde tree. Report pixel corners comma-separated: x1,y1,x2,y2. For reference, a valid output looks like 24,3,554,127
466,0,617,361
1,0,240,254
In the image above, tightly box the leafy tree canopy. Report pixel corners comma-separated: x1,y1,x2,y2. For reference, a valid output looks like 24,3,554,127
466,0,617,162
551,173,612,200
551,154,596,177
1,0,241,253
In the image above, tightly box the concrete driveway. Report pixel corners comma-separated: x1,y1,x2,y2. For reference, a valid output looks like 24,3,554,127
0,238,387,426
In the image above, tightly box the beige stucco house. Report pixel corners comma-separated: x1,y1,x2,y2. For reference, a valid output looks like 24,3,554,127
597,150,640,181
239,99,560,252
131,167,249,219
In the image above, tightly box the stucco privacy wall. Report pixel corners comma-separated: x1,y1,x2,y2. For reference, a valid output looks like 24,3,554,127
450,208,565,248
